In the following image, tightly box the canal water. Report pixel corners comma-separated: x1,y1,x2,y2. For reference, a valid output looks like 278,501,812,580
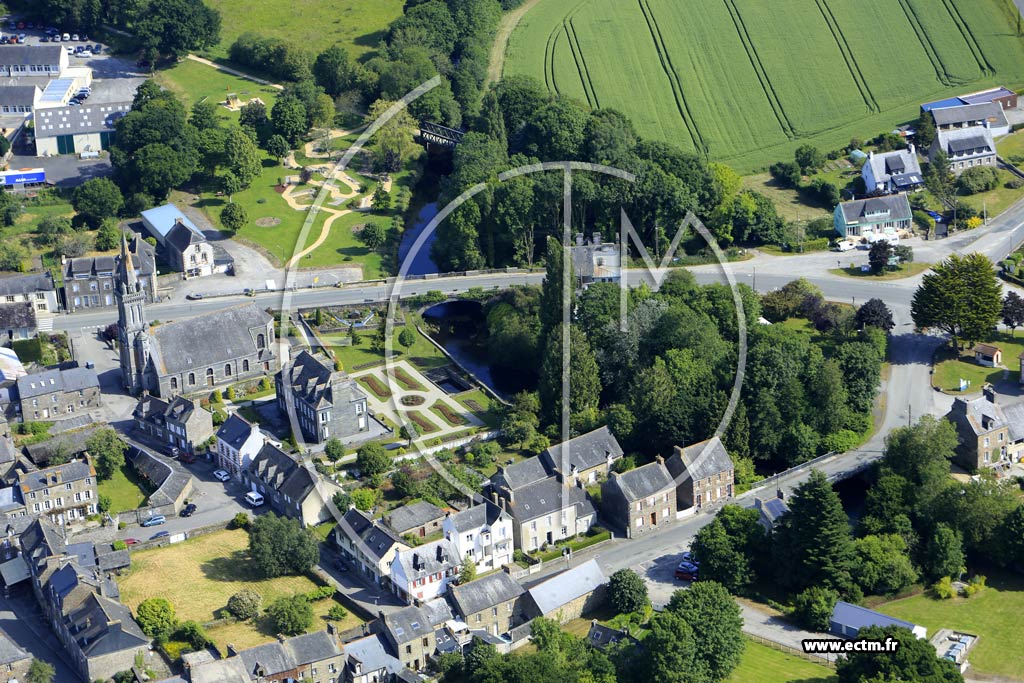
397,202,440,276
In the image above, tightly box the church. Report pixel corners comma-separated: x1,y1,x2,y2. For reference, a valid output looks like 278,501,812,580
116,238,278,398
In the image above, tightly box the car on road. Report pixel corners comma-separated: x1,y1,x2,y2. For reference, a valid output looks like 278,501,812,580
169,447,180,459
213,469,231,482
674,561,699,581
180,503,197,517
124,538,140,546
186,293,203,300
244,491,265,507
141,515,166,527
149,531,169,540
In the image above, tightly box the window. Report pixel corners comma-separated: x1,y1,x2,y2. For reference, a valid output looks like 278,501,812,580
243,359,249,372
476,615,481,623
492,607,498,616
224,364,232,376
170,377,178,390
32,503,39,513
635,517,643,527
65,483,72,490
257,333,266,349
188,373,195,385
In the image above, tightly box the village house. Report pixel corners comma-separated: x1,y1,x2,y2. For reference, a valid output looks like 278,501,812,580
601,457,676,538
666,436,736,510
15,458,97,525
932,101,1009,136
833,194,913,239
188,630,344,683
974,343,1002,367
140,204,225,278
944,384,1024,470
343,633,408,683
571,232,621,286
0,302,35,341
0,272,58,320
442,501,514,571
63,235,156,312
930,125,997,174
389,538,461,604
861,147,923,194
524,559,608,624
276,350,369,445
385,500,446,540
382,598,453,672
133,394,213,456
214,413,265,478
15,365,100,422
447,571,526,638
0,629,31,682
755,490,790,531
334,507,408,587
538,426,623,486
242,443,340,527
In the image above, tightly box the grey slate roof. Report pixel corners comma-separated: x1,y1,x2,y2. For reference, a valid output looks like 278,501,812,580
135,394,202,425
0,44,65,66
493,456,550,492
948,393,1007,437
344,634,403,676
237,640,292,677
526,559,606,616
165,219,206,254
0,272,54,297
937,126,995,157
247,442,317,504
17,366,98,399
668,436,735,483
386,500,445,535
216,414,257,449
385,599,453,645
1002,401,1024,442
24,425,100,465
18,459,92,493
34,101,131,137
68,592,149,658
283,630,342,666
394,538,459,580
505,476,595,522
866,150,922,187
446,501,509,533
931,101,1008,128
278,350,366,411
540,426,623,475
0,84,38,107
831,601,920,632
0,302,34,330
339,507,403,562
448,571,524,618
189,657,250,683
837,193,912,224
150,303,272,376
0,629,29,666
606,460,674,502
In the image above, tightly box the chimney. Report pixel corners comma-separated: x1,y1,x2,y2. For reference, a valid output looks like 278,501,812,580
754,498,764,511
575,233,584,247
490,491,499,507
983,383,997,404
655,455,664,466
327,622,338,638
777,488,785,500
592,232,601,246
909,143,915,156
227,643,238,657
412,553,420,570
868,150,874,160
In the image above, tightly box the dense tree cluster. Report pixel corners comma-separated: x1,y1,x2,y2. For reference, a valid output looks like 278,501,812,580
248,513,320,578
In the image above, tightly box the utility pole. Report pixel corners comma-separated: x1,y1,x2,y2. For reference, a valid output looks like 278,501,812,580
908,402,912,426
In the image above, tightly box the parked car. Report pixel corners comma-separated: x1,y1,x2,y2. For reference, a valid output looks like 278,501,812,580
244,491,265,507
67,100,80,106
141,515,166,527
77,51,92,58
64,46,73,53
62,33,70,41
674,561,699,581
180,503,197,517
71,33,79,40
680,551,698,565
149,531,170,540
93,44,102,53
186,293,203,300
40,36,48,42
213,469,231,482
123,538,140,546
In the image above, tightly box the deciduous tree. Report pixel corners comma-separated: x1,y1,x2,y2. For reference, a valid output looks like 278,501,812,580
355,442,391,477
136,597,176,637
87,428,127,480
856,298,894,332
248,513,320,577
665,582,743,682
72,178,124,228
607,568,648,615
265,594,313,635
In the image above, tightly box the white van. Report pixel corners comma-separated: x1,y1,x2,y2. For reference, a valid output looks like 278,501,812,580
836,240,855,252
244,491,265,507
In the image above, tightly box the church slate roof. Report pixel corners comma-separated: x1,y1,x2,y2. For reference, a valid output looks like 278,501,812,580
150,303,272,376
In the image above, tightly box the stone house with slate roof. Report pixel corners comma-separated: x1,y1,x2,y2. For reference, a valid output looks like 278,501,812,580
16,458,97,524
666,436,735,510
344,633,406,683
215,413,264,478
448,571,525,638
276,350,369,444
862,147,923,195
944,384,1024,470
16,365,100,422
932,101,1009,136
63,234,156,312
0,272,58,318
140,204,223,279
755,491,790,532
385,500,445,540
524,559,607,624
389,538,460,604
539,426,623,486
834,194,913,239
382,598,453,672
442,501,513,571
335,507,408,586
116,237,276,397
242,443,340,527
201,630,344,683
0,627,30,682
601,457,675,538
930,125,997,174
133,394,213,456
0,302,34,341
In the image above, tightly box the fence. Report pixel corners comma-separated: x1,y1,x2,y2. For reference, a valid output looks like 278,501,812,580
743,633,837,668
743,450,844,494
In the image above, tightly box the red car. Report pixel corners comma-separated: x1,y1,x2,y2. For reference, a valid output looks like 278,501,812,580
123,538,140,546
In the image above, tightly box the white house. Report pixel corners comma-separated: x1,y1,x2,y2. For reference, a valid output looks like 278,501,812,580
389,538,460,605
214,414,264,478
0,45,68,77
140,204,223,278
442,501,514,571
861,146,923,194
930,125,997,175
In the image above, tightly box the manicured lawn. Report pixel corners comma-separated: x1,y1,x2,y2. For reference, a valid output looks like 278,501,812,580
932,332,1024,392
118,529,363,655
997,130,1024,161
725,640,836,683
878,570,1024,679
98,464,153,513
154,59,279,119
199,0,403,62
328,318,448,372
741,174,830,223
828,262,932,281
455,389,499,428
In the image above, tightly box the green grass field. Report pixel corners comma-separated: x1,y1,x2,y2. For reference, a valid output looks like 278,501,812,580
98,464,153,513
932,331,1024,392
725,640,836,683
504,0,1024,172
199,0,403,62
878,571,1024,678
154,59,279,121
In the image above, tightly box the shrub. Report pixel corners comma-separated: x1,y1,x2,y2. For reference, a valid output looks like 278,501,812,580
956,166,999,195
305,585,335,602
136,598,176,638
112,540,127,551
930,576,956,599
1006,178,1024,190
769,161,801,188
231,512,251,530
118,521,127,530
326,604,349,621
964,575,987,598
792,586,838,631
266,595,314,636
98,494,112,513
174,621,212,650
226,590,262,620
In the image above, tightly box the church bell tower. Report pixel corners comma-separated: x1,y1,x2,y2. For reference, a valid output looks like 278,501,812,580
116,235,149,394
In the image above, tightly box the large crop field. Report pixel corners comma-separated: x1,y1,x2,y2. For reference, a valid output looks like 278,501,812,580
504,0,1024,172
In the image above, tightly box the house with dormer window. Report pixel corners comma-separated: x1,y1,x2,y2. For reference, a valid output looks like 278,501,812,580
834,194,912,239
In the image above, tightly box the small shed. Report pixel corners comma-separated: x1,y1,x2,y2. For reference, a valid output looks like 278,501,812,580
974,343,1002,367
830,601,927,640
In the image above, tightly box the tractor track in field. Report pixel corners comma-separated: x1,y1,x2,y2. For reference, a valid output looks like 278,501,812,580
720,0,795,138
942,0,995,76
894,0,952,85
543,24,559,93
637,0,705,154
564,12,600,108
815,0,879,113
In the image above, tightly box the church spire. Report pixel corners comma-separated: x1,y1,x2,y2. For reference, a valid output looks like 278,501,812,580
119,233,137,289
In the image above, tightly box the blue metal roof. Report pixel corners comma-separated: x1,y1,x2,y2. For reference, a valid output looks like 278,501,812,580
921,97,966,112
140,204,201,240
831,601,918,632
39,78,73,103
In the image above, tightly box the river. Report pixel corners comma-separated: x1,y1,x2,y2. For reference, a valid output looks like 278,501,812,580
397,202,440,276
